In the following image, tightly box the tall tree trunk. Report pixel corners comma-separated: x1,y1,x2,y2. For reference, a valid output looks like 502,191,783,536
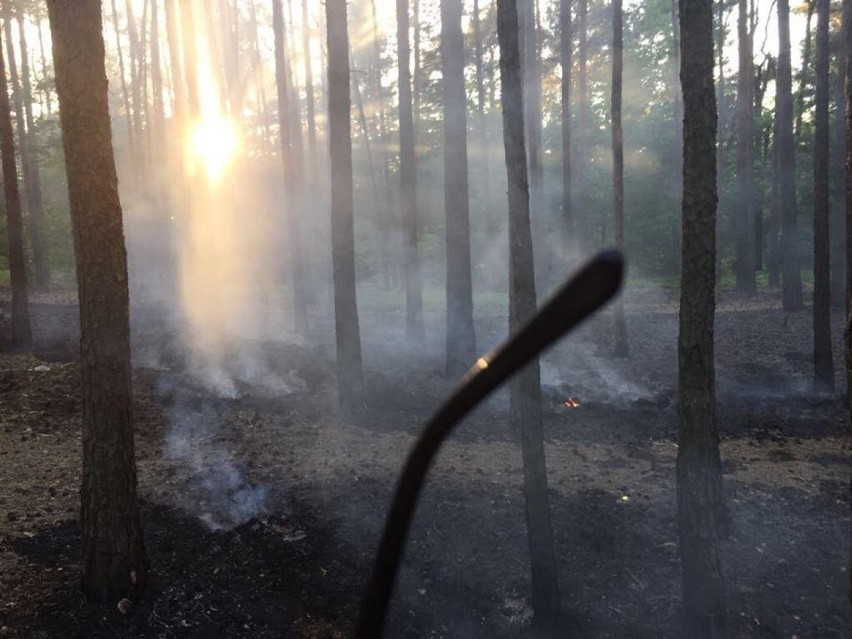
735,0,756,295
47,0,145,601
496,0,561,630
125,0,143,146
0,17,29,348
273,0,309,336
370,0,393,287
768,113,781,288
180,0,201,117
36,17,51,115
677,0,728,634
670,0,683,214
519,0,545,282
219,0,240,113
778,0,803,310
715,0,727,283
150,0,164,133
5,2,48,289
351,62,379,199
110,0,136,151
413,0,422,128
560,0,572,251
474,0,496,237
575,0,588,247
813,0,835,391
326,0,363,414
397,0,424,336
831,16,847,310
139,0,150,150
844,0,852,604
796,0,815,139
442,0,476,377
164,0,185,120
248,0,271,146
302,0,317,171
736,0,757,295
612,0,627,357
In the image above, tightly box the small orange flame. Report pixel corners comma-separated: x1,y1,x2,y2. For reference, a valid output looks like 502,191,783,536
563,398,581,409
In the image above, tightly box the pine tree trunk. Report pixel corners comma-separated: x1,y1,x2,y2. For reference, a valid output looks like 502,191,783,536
496,0,561,630
150,0,164,132
813,0,835,391
735,0,756,295
576,0,588,248
677,0,728,634
5,2,48,289
397,0,424,336
612,0,627,357
302,0,317,172
326,0,363,415
474,0,496,238
273,0,309,336
715,0,726,283
778,0,803,310
180,0,200,116
36,17,51,115
560,0,572,251
442,0,476,377
796,0,814,140
110,0,136,151
47,0,146,601
831,16,847,310
0,18,30,348
164,0,185,120
519,0,545,283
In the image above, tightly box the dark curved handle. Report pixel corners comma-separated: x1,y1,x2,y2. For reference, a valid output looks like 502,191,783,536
355,250,624,638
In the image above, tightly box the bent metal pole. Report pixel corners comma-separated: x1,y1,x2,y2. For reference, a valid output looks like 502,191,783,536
356,249,625,638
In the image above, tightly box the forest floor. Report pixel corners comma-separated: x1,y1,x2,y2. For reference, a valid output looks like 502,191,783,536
0,285,850,638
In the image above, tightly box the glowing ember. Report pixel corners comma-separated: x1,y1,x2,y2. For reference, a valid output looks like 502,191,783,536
187,114,240,182
563,397,581,409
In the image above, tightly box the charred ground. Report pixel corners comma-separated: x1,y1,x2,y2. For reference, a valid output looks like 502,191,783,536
0,287,849,638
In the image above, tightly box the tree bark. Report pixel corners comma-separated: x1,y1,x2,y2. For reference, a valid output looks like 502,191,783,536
778,0,803,310
47,0,146,601
844,0,852,597
473,0,496,237
441,0,476,377
180,0,200,117
519,0,545,282
0,17,29,348
735,0,756,295
4,1,47,289
575,0,588,249
560,0,572,252
496,0,561,630
150,0,165,133
813,0,835,391
302,0,317,172
831,14,847,310
326,0,363,415
273,0,309,336
611,0,627,357
677,0,728,634
796,0,814,140
397,0,424,336
164,0,185,120
110,0,136,152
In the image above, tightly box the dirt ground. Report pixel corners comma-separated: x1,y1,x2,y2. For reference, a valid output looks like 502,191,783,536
0,286,850,638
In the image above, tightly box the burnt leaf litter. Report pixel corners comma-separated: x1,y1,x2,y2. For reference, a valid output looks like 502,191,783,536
0,291,850,638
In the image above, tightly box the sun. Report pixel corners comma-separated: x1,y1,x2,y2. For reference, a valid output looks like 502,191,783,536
186,113,240,183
